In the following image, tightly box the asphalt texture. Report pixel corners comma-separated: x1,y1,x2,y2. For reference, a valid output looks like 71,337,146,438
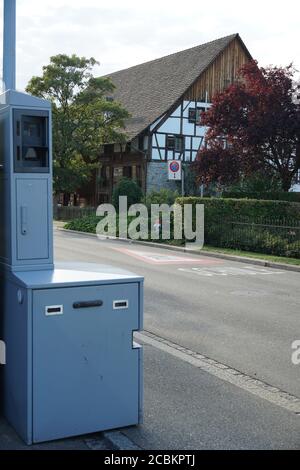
55,230,300,397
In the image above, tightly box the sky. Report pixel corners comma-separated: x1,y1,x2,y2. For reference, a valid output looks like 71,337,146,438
0,0,299,91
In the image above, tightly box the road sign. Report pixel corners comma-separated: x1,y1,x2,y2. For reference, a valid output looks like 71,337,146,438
168,160,182,180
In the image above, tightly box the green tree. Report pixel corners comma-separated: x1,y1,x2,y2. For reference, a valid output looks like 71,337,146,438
26,54,129,195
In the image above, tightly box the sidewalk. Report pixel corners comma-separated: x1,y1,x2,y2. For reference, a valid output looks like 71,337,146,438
1,338,299,450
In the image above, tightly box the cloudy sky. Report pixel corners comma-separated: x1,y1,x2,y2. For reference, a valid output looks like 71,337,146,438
0,0,299,90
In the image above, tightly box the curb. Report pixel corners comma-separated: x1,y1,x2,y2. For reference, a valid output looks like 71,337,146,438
56,227,300,273
84,431,141,451
102,431,141,450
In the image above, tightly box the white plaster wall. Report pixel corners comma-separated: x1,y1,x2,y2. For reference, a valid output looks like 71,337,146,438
151,100,210,161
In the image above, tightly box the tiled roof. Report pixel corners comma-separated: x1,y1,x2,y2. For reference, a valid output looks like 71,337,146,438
103,34,246,140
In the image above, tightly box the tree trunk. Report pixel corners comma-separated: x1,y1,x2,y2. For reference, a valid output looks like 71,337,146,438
281,174,292,192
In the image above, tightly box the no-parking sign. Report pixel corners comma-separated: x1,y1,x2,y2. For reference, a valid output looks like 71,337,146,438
168,160,182,180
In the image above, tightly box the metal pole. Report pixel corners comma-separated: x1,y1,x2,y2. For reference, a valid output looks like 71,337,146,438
3,0,16,91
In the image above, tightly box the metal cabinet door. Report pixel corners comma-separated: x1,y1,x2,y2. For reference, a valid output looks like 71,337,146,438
32,283,141,443
16,178,49,260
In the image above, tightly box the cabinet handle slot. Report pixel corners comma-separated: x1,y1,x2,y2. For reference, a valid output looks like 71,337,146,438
113,300,129,310
73,300,103,309
45,305,63,316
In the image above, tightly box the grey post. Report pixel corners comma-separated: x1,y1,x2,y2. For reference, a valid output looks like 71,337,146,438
3,0,16,91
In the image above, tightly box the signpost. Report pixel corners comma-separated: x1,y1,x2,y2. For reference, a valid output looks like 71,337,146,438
168,160,185,195
168,160,182,180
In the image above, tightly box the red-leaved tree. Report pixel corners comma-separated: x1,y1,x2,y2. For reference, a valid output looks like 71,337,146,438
194,61,300,191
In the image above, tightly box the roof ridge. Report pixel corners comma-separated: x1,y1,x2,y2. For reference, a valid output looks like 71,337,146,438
103,33,238,78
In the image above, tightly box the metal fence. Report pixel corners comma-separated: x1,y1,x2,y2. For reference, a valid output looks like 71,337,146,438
54,205,96,221
205,217,300,258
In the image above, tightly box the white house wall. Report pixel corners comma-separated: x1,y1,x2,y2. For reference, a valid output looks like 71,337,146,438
150,115,166,132
151,100,210,162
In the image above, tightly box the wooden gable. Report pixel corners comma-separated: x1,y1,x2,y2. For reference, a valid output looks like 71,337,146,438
184,36,251,102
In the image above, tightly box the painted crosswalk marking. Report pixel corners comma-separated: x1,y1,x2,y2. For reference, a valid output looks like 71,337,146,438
113,247,222,265
178,265,285,276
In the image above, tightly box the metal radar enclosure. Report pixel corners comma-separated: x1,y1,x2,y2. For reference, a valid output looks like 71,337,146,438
0,0,143,444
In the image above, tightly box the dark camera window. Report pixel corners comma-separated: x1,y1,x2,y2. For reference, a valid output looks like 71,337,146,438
23,121,41,138
14,110,49,173
22,147,48,166
23,147,38,161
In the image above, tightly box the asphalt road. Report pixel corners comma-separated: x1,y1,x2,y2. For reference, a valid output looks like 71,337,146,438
122,343,300,450
54,229,300,398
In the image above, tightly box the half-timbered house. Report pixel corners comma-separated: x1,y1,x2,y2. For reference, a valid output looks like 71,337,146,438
89,33,252,204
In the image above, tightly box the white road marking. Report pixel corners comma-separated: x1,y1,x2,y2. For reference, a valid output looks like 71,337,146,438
113,247,221,265
135,331,300,415
178,265,285,277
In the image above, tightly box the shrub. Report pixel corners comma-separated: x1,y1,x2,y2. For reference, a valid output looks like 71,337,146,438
143,189,179,209
223,192,300,203
225,172,282,194
65,215,100,233
176,197,300,258
112,178,143,209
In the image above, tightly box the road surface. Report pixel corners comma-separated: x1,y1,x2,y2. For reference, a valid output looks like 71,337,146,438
55,229,300,397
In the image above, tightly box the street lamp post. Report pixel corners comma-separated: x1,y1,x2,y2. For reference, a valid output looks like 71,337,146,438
3,0,16,91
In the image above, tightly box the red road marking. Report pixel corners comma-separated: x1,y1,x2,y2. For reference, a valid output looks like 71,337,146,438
112,247,223,265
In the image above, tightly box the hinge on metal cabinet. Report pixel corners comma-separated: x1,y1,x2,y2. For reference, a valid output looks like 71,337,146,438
0,340,6,365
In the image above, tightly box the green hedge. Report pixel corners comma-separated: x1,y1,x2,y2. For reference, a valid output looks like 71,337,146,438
176,197,300,220
64,214,182,245
65,198,300,258
223,192,300,203
176,197,300,257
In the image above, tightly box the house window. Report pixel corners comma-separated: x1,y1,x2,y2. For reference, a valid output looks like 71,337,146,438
113,166,123,186
138,135,145,150
166,135,184,152
188,107,206,124
167,135,175,150
104,144,114,155
136,165,142,186
125,142,132,153
99,165,110,188
123,166,132,178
